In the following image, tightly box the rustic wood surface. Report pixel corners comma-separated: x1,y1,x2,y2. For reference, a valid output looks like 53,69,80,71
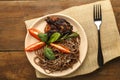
0,0,120,80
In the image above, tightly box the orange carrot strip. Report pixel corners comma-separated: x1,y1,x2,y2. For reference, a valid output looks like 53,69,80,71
25,42,45,52
28,28,41,40
50,43,70,53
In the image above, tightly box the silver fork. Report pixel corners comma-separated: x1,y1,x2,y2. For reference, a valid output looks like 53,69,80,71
93,4,104,67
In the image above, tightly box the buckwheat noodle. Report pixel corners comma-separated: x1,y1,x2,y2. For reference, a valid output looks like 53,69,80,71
34,36,80,73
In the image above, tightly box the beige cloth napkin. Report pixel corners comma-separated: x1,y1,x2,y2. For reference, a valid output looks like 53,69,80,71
25,0,120,78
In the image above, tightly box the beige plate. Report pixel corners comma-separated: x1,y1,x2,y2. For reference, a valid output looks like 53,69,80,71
25,14,88,77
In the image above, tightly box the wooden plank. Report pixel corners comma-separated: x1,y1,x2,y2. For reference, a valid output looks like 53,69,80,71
111,0,120,7
0,17,26,51
0,52,119,80
0,1,24,18
113,7,120,31
0,52,36,80
0,1,26,51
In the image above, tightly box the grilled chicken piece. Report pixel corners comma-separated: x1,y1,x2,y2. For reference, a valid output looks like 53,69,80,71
45,17,73,38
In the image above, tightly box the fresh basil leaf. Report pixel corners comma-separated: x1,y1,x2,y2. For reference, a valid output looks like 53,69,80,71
67,32,79,38
48,32,61,43
44,47,55,60
38,33,48,42
58,33,69,41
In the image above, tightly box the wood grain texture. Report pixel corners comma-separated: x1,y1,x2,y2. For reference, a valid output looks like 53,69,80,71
0,52,119,80
0,52,36,80
0,0,120,80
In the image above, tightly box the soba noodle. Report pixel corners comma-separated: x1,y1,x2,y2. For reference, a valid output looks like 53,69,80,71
34,36,80,73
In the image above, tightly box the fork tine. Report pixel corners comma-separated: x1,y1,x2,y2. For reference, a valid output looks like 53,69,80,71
93,5,95,20
94,5,98,20
94,4,102,20
97,5,100,19
96,5,99,19
99,5,102,20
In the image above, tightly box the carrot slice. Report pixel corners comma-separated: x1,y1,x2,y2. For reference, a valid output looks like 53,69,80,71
50,43,70,53
25,42,46,52
28,28,41,40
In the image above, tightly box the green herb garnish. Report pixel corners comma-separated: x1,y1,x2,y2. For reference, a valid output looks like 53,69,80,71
38,33,48,42
48,32,61,43
66,32,79,38
44,46,55,60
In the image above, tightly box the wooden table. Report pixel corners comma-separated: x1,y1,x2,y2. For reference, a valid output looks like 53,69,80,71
0,0,120,80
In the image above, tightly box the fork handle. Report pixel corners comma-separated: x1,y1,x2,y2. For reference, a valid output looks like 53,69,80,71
98,30,104,67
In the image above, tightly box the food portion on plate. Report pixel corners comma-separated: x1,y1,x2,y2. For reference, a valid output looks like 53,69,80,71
25,16,81,74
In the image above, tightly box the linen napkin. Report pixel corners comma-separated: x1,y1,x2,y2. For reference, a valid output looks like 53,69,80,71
25,0,120,78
